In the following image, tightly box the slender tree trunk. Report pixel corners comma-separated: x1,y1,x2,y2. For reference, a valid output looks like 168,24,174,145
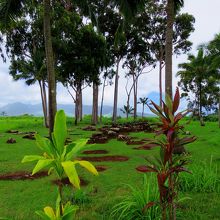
74,95,79,126
159,58,163,107
44,0,57,136
42,80,49,127
165,0,174,98
199,83,205,126
39,80,49,128
92,82,99,125
112,58,120,124
79,85,83,121
100,77,106,124
133,74,138,120
142,104,144,118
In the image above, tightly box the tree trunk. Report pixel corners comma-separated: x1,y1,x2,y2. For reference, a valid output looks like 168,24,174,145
39,80,49,128
133,74,138,120
165,0,174,98
79,85,83,121
100,77,106,124
142,104,144,118
159,57,163,107
43,0,57,136
112,58,120,124
92,82,99,125
199,83,205,126
74,91,79,126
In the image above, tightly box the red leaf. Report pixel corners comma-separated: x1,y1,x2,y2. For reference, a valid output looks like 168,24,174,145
142,201,156,213
173,87,180,113
151,101,165,118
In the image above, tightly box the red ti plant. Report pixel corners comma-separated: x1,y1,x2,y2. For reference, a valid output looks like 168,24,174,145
137,88,196,220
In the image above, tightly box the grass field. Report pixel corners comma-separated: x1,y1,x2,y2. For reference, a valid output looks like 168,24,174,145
0,116,220,219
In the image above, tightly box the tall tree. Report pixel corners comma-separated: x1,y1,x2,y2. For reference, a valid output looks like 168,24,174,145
138,97,148,118
0,0,57,135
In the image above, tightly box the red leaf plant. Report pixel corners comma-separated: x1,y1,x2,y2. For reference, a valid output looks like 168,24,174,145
136,88,196,220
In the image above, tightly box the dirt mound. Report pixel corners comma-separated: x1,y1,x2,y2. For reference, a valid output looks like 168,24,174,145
136,165,151,173
80,155,129,162
52,177,88,187
95,165,108,172
6,138,16,144
82,150,108,154
0,171,48,180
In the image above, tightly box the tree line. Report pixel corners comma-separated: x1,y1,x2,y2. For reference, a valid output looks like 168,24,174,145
0,0,201,135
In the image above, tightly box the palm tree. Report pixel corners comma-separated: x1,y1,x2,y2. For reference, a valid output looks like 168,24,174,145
0,0,56,136
120,105,134,119
177,48,217,126
138,97,148,118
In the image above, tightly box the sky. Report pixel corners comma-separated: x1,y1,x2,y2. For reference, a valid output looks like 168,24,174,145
0,0,220,112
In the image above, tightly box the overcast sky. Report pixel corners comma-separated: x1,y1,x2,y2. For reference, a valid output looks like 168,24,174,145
0,0,220,111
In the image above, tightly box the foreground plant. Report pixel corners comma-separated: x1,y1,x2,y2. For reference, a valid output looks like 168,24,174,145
22,110,98,217
138,88,196,220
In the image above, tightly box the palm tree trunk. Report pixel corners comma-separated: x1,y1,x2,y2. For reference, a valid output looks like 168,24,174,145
43,0,57,135
133,74,137,120
165,0,174,98
112,58,120,124
199,83,205,126
92,82,99,125
142,104,144,118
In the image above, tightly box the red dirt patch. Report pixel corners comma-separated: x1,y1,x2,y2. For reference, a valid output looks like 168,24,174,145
136,165,151,173
126,140,145,145
82,150,108,154
0,171,48,180
80,155,129,162
95,165,108,172
52,177,88,187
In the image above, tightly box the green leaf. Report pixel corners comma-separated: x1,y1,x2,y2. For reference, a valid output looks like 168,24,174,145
65,139,88,160
53,110,67,155
74,160,98,176
62,161,80,189
165,93,173,112
62,204,78,220
35,134,54,156
22,155,45,163
44,207,56,219
32,159,54,175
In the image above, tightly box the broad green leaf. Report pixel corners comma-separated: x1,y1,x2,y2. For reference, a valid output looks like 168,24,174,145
53,110,67,155
65,139,88,160
32,159,54,175
35,134,54,156
62,161,80,189
22,155,45,163
44,206,56,219
74,160,98,176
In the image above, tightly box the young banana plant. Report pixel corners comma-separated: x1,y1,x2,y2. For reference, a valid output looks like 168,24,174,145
22,110,98,218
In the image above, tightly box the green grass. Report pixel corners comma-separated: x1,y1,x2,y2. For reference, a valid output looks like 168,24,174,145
0,116,220,219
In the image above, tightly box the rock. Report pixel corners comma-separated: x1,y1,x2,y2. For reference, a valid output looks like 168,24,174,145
185,131,191,135
117,134,131,142
6,138,16,144
6,130,19,134
82,126,96,131
107,130,118,137
110,127,120,132
22,134,35,140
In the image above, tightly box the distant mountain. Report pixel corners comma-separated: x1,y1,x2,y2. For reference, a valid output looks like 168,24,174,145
0,102,153,117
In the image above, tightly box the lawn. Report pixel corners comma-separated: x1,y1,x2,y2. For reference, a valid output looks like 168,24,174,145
0,116,220,219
